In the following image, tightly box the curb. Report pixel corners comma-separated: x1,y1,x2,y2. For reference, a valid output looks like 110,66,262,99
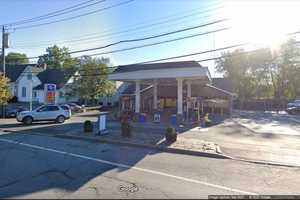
57,134,230,159
231,157,300,168
0,128,229,159
3,128,300,168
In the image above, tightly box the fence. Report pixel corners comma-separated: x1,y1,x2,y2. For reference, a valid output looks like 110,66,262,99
233,99,294,111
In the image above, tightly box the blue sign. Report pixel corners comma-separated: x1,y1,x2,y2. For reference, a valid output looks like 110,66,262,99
47,84,56,91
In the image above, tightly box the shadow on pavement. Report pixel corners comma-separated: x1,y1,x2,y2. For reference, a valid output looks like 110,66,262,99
0,122,161,198
0,115,221,198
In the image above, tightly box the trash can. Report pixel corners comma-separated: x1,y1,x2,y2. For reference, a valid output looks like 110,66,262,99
139,113,146,123
97,112,108,135
170,114,177,125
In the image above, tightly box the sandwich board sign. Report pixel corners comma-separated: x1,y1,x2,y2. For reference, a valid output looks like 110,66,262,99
44,84,56,104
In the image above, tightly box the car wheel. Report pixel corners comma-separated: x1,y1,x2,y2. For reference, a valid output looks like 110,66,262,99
56,115,65,123
23,116,33,125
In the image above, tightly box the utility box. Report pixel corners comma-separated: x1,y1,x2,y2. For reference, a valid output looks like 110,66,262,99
97,112,108,135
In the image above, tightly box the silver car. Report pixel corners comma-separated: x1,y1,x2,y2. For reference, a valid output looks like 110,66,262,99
17,105,71,125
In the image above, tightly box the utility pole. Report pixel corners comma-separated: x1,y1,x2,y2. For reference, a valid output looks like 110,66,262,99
1,26,5,118
2,26,5,77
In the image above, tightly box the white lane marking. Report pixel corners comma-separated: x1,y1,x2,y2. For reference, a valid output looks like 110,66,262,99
0,138,256,195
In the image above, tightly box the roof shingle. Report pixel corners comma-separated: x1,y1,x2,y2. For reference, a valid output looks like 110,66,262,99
0,64,36,82
114,61,202,73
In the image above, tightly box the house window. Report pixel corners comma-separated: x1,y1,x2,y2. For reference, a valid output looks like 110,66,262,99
22,87,26,97
27,74,32,80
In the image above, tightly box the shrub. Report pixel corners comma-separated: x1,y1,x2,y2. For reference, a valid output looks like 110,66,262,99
121,122,131,137
83,120,93,133
165,126,177,143
8,96,18,103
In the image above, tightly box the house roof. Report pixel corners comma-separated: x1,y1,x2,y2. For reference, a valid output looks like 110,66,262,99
212,78,233,93
113,61,202,73
0,64,36,82
109,61,210,81
33,68,74,90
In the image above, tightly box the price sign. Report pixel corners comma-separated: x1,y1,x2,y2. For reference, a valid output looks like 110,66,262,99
44,84,56,104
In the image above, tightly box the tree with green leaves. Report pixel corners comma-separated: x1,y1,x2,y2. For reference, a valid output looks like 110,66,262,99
215,38,300,110
0,52,29,64
0,74,11,105
6,52,29,64
69,56,115,105
215,49,256,108
38,45,79,70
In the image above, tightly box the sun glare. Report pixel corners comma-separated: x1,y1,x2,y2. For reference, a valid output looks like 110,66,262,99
222,0,300,51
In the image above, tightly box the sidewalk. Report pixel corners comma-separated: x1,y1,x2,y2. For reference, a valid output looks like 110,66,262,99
57,122,226,159
182,119,300,167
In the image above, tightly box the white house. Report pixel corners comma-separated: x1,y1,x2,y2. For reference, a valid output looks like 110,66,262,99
1,64,43,101
32,68,79,104
2,64,79,104
2,64,128,106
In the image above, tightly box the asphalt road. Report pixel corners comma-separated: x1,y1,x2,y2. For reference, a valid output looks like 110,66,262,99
1,110,300,167
0,131,300,199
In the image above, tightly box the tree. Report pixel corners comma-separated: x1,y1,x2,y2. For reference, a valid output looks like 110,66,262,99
215,39,300,110
38,45,79,70
69,56,115,104
216,49,254,108
0,74,11,105
0,52,29,64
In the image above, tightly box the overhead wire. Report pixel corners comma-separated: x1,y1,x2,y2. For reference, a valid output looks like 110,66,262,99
12,4,224,48
11,0,135,30
3,0,106,27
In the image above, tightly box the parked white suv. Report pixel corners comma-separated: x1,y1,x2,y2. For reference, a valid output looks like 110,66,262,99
17,105,71,125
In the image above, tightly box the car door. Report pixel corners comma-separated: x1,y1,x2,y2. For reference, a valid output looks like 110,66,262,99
34,106,49,120
45,106,61,120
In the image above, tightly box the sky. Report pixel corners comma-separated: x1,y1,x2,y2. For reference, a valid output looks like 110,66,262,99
1,0,300,77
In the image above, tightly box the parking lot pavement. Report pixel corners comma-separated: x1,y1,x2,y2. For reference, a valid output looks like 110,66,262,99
1,132,300,198
177,110,300,166
232,110,300,135
0,111,100,136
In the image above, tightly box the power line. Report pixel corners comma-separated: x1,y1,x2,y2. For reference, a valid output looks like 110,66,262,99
68,19,229,54
12,4,223,47
22,42,246,69
12,0,135,30
74,28,231,58
19,46,291,78
25,25,229,60
3,0,106,27
12,13,219,50
135,43,247,64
